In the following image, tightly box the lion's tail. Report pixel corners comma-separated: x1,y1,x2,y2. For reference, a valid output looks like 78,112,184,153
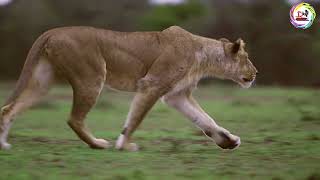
3,33,50,105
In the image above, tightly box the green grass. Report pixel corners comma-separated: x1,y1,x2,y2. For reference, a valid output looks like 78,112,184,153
0,83,320,180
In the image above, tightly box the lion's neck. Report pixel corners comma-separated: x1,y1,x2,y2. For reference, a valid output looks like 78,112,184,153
192,35,229,80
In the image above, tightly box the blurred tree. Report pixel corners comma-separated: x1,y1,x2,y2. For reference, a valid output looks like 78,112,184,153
138,0,208,31
0,0,59,80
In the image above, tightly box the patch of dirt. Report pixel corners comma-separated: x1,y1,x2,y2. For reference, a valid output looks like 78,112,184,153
263,137,276,144
182,159,196,164
158,137,210,145
110,175,128,180
300,115,320,122
152,137,212,153
306,134,320,141
11,135,80,145
31,137,79,145
156,138,185,153
307,173,320,180
272,177,283,180
263,137,292,145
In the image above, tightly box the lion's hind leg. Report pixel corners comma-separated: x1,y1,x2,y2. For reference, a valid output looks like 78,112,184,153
68,79,111,149
0,58,54,150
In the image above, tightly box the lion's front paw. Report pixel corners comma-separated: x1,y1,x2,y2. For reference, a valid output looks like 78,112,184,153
216,130,241,150
90,139,112,149
117,142,139,152
126,143,139,151
116,135,139,151
0,142,12,150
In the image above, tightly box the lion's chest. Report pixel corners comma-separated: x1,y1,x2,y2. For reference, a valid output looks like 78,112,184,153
170,71,202,94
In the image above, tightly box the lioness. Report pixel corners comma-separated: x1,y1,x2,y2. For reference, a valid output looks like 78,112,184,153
0,26,258,151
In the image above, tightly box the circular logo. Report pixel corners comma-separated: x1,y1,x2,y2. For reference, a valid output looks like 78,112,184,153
290,3,316,29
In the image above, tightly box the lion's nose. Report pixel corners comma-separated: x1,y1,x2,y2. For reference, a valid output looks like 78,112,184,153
256,71,259,75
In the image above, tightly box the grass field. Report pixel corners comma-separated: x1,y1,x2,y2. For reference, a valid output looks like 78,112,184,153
0,83,319,180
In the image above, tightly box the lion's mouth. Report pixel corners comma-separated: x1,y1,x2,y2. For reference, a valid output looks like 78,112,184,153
231,76,256,88
237,76,256,88
242,77,252,83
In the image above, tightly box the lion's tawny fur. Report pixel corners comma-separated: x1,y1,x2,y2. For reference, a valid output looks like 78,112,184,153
0,26,257,151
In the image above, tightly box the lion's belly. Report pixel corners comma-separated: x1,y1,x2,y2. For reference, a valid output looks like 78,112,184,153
104,49,149,92
105,75,138,92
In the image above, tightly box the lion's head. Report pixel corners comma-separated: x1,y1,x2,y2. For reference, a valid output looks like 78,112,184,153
220,38,258,88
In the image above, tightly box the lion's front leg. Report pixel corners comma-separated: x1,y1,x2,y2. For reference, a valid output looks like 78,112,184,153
116,87,163,151
162,91,240,150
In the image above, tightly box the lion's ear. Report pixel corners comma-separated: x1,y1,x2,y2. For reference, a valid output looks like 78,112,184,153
232,38,245,54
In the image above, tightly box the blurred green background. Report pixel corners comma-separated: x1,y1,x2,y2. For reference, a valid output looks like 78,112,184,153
0,0,319,86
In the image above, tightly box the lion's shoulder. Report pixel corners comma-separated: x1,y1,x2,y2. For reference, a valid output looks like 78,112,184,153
161,26,202,58
162,26,189,34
